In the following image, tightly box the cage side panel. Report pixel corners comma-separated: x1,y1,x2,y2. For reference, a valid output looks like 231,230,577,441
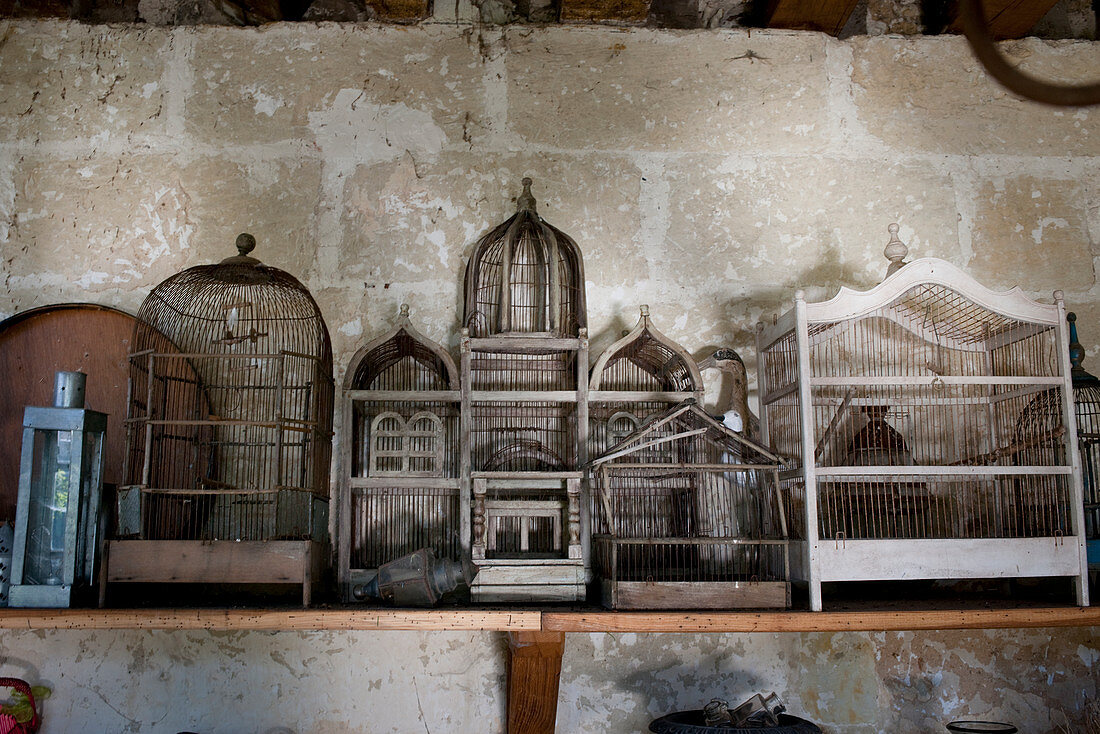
350,485,461,570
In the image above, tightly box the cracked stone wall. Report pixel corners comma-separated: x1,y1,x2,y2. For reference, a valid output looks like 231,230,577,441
0,19,1098,733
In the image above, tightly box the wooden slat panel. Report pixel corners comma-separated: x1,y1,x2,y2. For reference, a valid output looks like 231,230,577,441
948,0,1061,40
106,540,316,584
765,0,860,35
603,580,790,610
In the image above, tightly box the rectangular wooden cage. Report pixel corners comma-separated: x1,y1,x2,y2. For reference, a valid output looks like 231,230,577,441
756,259,1090,610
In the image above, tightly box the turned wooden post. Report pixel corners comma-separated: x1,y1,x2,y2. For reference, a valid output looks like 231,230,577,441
506,631,566,734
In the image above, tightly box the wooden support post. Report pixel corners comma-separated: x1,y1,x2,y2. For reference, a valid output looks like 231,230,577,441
506,631,566,734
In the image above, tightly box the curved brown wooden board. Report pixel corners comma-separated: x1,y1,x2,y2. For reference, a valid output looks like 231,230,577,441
0,304,136,520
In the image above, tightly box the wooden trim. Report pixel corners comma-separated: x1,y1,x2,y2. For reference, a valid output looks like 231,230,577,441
946,0,1061,40
0,609,541,631
764,0,861,35
543,606,1100,633
0,605,1094,632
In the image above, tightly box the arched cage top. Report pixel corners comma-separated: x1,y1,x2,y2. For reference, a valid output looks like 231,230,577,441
347,306,457,391
463,178,586,338
590,306,702,393
132,234,333,367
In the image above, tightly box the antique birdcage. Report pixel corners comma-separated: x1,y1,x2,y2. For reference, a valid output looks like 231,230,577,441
340,305,462,601
756,226,1089,610
590,401,790,609
104,234,333,606
461,177,588,602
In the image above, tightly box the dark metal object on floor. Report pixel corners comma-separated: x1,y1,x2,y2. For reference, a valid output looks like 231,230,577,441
649,711,821,733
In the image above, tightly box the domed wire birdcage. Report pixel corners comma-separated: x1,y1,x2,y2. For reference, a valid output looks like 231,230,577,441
463,177,586,339
106,234,333,605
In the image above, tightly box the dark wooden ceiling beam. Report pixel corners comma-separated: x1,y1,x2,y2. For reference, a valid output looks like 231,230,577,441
947,0,1061,40
763,0,860,35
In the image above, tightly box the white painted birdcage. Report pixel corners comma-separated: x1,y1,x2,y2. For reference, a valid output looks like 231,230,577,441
340,305,462,601
590,401,791,610
756,228,1089,610
106,234,333,606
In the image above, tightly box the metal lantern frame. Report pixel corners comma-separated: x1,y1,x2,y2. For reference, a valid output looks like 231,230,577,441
11,374,106,608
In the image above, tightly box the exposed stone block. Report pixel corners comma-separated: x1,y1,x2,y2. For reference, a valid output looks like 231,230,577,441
185,24,483,148
968,175,1094,293
505,27,830,154
849,35,1100,157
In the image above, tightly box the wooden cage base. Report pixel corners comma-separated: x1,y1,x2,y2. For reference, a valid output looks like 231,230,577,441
470,558,586,602
600,579,791,610
101,540,323,607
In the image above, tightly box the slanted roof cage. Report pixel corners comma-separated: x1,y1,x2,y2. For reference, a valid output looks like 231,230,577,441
757,227,1089,611
589,400,791,609
463,177,586,338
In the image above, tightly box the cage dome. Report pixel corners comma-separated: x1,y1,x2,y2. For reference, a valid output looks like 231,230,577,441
463,177,586,338
123,233,334,541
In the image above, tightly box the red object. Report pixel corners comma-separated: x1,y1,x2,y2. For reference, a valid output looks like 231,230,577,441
0,679,40,734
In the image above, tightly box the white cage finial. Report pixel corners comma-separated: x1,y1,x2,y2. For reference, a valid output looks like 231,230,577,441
884,222,909,279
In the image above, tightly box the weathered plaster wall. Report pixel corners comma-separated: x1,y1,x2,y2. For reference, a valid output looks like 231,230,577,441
0,19,1098,733
0,626,1095,732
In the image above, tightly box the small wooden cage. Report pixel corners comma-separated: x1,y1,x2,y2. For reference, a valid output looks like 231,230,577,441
105,234,333,605
340,305,461,600
757,237,1089,610
590,401,791,610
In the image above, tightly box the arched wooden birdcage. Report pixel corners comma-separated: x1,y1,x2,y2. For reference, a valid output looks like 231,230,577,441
105,233,333,606
588,305,703,458
460,178,589,602
463,177,586,339
340,305,461,601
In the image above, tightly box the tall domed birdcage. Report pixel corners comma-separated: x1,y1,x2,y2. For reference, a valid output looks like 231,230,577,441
461,178,589,602
102,234,333,606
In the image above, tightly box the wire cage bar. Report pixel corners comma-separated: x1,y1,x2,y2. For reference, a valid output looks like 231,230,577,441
590,401,791,609
1062,312,1100,570
106,234,334,606
341,305,461,601
757,247,1089,610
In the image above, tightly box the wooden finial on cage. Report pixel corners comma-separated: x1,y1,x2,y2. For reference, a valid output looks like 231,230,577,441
884,223,908,278
236,232,257,256
517,177,537,213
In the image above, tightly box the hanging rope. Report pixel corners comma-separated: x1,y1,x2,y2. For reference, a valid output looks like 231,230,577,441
958,0,1100,107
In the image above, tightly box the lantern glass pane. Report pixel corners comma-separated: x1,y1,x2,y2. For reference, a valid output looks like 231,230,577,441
22,428,73,586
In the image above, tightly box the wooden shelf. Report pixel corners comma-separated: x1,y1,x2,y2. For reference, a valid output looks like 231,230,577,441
0,605,1095,632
